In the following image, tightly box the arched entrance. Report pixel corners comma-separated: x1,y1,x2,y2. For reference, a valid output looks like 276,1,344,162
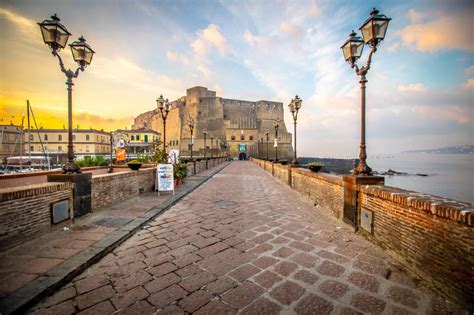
238,152,247,160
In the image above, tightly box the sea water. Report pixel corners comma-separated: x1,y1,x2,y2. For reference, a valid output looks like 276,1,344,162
368,153,474,203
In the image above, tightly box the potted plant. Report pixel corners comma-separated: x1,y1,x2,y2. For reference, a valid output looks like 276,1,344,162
127,160,143,171
173,163,188,185
307,162,324,172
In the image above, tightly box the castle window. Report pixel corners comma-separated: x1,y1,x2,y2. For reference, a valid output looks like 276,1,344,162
44,134,48,141
131,135,135,141
58,135,62,141
136,135,140,141
240,135,245,141
249,136,253,141
231,136,235,141
86,134,90,141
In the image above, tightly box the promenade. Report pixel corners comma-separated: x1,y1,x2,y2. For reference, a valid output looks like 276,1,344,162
29,161,459,314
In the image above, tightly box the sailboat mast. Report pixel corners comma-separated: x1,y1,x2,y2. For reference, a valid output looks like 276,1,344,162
27,100,31,163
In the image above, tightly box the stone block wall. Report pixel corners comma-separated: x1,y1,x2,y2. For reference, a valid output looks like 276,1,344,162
273,163,289,185
0,182,73,251
251,158,473,308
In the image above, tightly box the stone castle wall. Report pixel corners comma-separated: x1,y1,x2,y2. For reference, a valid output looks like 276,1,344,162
133,86,294,159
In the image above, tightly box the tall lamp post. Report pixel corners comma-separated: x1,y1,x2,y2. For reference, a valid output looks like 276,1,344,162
188,115,195,160
341,8,391,175
265,130,269,160
156,95,171,152
38,14,95,173
274,118,280,162
288,95,302,165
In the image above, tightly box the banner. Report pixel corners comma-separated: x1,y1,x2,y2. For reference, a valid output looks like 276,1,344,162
116,148,126,161
156,164,174,192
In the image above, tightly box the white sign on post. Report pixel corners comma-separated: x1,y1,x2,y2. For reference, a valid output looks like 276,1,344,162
169,150,180,164
156,164,174,196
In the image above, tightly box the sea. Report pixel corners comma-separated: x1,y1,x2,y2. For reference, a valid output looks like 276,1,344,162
368,153,474,204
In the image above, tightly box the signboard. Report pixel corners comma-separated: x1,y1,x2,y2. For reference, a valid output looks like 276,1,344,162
273,139,278,148
156,163,174,195
169,150,179,164
238,144,246,152
116,148,126,161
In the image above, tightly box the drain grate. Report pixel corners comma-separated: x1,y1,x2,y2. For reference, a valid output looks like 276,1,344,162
93,217,132,227
214,200,238,208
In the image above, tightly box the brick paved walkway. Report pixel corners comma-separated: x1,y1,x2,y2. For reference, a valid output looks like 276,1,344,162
30,161,460,314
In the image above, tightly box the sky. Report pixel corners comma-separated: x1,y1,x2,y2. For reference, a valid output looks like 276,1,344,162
0,0,472,157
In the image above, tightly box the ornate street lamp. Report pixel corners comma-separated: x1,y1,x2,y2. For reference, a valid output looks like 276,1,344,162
288,95,302,165
265,129,269,160
156,95,171,152
38,14,95,173
341,8,391,175
274,118,280,162
188,115,195,160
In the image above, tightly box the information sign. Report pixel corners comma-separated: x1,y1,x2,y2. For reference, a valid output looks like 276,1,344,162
239,144,246,152
116,148,126,161
156,164,174,195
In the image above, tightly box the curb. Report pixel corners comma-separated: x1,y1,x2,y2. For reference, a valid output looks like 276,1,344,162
0,162,230,315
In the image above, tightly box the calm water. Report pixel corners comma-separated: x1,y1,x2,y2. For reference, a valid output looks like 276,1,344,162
368,153,474,203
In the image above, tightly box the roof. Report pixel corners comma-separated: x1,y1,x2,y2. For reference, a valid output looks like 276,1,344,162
115,129,160,135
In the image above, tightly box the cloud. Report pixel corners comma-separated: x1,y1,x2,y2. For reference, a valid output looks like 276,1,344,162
461,79,474,90
243,30,259,46
279,20,303,39
307,0,322,17
191,24,228,57
387,41,401,53
397,10,474,52
465,65,474,74
398,83,427,92
407,9,425,23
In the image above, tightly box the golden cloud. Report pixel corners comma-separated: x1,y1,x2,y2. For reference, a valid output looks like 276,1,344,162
398,10,474,52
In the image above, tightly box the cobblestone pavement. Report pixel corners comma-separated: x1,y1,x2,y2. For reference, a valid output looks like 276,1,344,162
30,161,460,314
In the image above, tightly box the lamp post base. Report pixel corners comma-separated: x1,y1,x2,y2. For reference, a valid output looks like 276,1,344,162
62,161,81,174
291,158,299,166
354,162,372,176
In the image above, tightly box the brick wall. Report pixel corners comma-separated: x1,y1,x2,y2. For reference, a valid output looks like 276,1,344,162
0,182,73,251
292,168,344,219
91,171,140,210
359,185,473,309
251,158,473,308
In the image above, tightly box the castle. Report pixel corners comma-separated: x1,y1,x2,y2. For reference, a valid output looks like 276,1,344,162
132,86,293,160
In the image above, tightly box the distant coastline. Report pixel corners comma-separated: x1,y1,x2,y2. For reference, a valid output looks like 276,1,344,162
401,145,473,154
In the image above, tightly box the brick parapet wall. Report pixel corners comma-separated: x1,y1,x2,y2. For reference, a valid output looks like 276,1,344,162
359,188,473,309
0,183,73,251
251,158,473,308
360,185,473,226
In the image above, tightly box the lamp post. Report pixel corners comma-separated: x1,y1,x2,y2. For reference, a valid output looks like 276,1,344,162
341,8,391,176
210,136,214,159
188,115,195,160
203,130,207,159
38,14,95,173
265,130,269,160
107,131,114,173
288,95,302,165
156,95,171,153
274,118,280,162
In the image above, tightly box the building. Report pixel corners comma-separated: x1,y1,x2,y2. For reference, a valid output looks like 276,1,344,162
132,86,293,160
114,128,160,157
23,128,111,163
0,124,23,165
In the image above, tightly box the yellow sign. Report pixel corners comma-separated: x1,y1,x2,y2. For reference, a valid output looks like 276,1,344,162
116,148,126,161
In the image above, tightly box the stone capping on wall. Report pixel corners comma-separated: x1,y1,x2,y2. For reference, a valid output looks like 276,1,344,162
0,182,73,202
361,185,474,227
292,167,343,187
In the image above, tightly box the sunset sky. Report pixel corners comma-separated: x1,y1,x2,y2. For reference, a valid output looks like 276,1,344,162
0,0,472,156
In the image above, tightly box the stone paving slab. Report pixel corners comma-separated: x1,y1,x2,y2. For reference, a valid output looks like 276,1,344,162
0,162,229,315
28,161,464,314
